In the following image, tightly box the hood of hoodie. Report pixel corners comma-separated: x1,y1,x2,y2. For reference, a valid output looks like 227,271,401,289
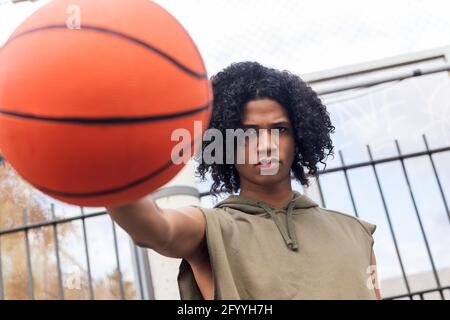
213,190,319,251
213,190,318,215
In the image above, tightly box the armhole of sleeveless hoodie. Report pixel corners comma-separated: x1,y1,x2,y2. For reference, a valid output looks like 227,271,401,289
184,204,221,300
355,217,376,267
321,208,377,265
322,208,376,238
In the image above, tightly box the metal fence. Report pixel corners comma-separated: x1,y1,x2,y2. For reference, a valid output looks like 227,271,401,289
1,135,449,299
1,23,450,298
0,198,154,300
314,135,450,300
196,134,450,300
1,66,449,300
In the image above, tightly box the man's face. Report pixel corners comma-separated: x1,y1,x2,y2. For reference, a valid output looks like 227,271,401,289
234,98,295,186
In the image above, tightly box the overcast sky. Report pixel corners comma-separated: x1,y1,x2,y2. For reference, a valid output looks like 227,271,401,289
2,0,450,74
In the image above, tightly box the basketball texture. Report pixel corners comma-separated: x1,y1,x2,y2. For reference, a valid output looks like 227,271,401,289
0,0,212,207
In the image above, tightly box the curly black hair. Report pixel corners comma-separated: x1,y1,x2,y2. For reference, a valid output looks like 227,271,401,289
195,61,335,197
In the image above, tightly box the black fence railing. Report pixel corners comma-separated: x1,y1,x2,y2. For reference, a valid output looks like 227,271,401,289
382,286,450,300
2,56,450,299
0,133,449,299
198,134,450,300
316,135,449,300
0,204,153,300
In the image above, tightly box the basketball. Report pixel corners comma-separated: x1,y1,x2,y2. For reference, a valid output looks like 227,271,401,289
0,0,212,207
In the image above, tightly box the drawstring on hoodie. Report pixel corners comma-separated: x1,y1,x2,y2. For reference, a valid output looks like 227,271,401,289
212,190,319,252
256,200,299,251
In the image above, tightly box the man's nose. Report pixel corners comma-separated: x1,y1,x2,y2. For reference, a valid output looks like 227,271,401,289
256,129,279,156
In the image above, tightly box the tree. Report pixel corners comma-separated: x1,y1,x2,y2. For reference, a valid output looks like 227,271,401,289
0,162,136,299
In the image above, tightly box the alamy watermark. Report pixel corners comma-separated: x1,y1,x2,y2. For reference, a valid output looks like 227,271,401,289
66,5,81,30
171,121,282,176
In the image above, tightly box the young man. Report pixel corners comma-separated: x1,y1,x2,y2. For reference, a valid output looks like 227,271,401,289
107,61,381,300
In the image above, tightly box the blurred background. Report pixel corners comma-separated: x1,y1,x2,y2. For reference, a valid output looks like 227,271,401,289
0,0,449,300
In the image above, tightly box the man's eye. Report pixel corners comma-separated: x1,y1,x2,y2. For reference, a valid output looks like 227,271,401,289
276,127,288,132
244,128,257,136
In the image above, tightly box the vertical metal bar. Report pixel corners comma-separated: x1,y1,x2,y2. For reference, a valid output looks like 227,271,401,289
367,144,412,297
339,150,359,218
138,247,155,300
0,235,4,300
419,293,424,300
129,241,155,300
395,140,444,299
50,204,64,299
131,243,145,300
315,175,326,208
422,134,450,224
80,207,94,300
110,218,125,300
23,208,34,300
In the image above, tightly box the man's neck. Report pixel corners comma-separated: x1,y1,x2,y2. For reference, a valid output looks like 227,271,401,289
239,181,294,210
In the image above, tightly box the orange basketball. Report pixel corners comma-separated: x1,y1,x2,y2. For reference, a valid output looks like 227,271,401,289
0,0,212,207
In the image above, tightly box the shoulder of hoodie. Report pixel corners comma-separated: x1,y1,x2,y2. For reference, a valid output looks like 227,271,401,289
314,206,376,238
188,203,276,228
189,204,253,219
189,204,376,238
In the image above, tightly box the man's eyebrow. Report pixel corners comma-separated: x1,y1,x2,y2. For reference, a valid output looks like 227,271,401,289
272,121,290,126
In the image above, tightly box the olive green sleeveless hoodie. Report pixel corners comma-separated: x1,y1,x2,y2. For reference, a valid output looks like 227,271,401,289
177,190,377,300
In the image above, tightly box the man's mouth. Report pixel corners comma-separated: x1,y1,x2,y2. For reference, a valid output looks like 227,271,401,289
256,158,280,169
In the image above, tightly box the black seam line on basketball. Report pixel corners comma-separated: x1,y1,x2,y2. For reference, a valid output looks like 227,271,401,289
34,136,198,198
0,103,211,125
36,158,174,198
5,24,207,80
